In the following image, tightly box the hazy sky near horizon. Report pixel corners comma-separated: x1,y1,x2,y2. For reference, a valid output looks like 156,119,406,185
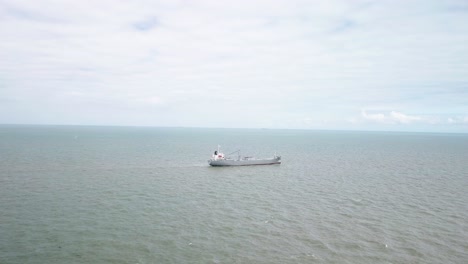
1,0,467,132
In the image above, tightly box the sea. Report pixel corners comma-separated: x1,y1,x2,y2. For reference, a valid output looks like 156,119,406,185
1,125,467,264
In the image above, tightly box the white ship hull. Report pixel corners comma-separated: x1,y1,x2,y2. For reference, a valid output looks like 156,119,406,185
208,156,281,166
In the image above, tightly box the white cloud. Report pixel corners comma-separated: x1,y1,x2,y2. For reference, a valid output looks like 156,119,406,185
361,110,424,124
361,110,387,123
448,116,468,125
389,111,422,124
359,110,468,128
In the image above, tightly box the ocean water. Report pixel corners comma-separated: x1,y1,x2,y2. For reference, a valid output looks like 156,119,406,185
1,125,467,263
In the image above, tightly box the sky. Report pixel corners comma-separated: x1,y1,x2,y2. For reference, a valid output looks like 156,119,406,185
1,0,467,132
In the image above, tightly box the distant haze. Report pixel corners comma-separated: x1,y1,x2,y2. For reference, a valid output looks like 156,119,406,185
0,0,467,132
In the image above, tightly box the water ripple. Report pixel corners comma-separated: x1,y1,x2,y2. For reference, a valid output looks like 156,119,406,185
1,127,467,263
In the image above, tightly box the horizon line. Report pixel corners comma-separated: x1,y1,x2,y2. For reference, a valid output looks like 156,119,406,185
0,123,467,135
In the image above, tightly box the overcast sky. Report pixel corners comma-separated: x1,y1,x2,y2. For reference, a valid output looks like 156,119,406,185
1,0,467,132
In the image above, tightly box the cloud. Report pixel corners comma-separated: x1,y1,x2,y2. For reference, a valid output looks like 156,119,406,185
361,110,424,124
361,110,387,123
134,96,164,106
448,116,468,125
389,111,422,124
0,0,467,132
359,110,468,128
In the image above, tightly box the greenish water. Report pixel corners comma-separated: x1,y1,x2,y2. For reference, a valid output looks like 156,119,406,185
1,125,467,263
